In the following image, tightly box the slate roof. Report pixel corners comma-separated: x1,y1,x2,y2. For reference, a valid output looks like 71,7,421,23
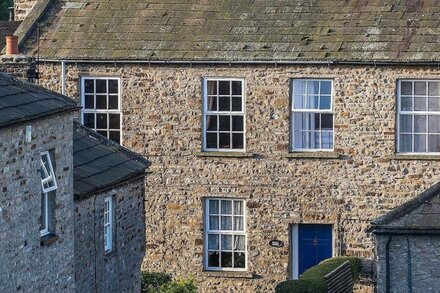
0,72,78,128
0,21,21,49
73,121,150,199
371,182,440,233
20,0,440,62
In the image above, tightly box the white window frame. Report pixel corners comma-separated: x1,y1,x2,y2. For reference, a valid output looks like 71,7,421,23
104,196,113,253
204,198,247,272
202,78,246,152
397,79,440,154
40,151,57,193
40,192,50,237
290,79,334,152
80,77,123,145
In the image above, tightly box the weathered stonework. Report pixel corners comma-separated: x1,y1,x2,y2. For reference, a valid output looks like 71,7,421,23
74,177,146,293
0,112,76,293
14,0,38,21
0,55,35,80
35,62,440,292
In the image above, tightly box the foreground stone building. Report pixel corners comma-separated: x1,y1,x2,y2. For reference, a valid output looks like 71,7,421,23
7,0,440,292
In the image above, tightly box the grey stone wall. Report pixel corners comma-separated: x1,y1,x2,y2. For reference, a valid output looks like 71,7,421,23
14,0,37,21
0,112,76,293
376,234,440,293
35,62,440,292
74,177,146,293
0,55,35,80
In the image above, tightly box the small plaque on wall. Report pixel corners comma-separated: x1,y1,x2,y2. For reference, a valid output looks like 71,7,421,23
269,240,284,248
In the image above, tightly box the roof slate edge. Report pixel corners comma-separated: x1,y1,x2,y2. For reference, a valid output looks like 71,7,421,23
371,182,440,227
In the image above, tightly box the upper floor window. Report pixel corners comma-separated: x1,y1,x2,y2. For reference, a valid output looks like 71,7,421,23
203,78,245,151
81,77,122,144
39,150,56,236
204,198,246,271
291,79,333,151
398,80,440,153
104,196,114,253
39,151,57,193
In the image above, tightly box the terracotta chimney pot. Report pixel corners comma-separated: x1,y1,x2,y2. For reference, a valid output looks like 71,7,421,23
6,36,19,55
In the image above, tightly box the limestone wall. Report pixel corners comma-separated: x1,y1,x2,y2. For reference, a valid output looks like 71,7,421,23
0,112,75,292
14,0,37,21
36,62,440,292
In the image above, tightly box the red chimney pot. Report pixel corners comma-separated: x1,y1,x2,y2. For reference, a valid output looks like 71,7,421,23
6,36,19,55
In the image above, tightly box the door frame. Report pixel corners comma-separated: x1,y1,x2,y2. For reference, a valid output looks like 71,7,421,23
290,223,334,280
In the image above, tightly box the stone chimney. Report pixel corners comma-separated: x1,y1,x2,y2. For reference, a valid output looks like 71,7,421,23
14,0,38,21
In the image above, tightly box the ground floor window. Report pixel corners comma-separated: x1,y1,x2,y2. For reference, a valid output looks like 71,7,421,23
204,198,246,270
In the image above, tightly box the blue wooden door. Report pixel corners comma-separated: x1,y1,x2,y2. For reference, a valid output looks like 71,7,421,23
298,224,332,275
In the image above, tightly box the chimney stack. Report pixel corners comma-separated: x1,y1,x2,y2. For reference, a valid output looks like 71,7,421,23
6,36,19,55
8,7,14,21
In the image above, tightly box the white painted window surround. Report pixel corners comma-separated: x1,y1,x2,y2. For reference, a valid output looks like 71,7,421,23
39,151,56,236
104,196,113,253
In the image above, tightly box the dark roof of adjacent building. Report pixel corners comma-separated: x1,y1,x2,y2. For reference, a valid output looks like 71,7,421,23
0,72,78,128
371,182,440,233
19,0,440,62
0,20,21,48
73,121,150,199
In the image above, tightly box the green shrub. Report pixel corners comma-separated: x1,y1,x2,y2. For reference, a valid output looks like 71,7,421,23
275,256,361,293
141,272,197,293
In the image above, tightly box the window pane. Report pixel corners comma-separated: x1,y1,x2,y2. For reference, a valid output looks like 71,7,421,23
400,134,412,152
400,115,412,133
108,80,118,94
414,97,426,111
208,234,219,250
234,235,245,251
221,234,232,250
109,114,120,129
96,80,107,93
209,216,219,230
108,95,119,110
414,81,426,96
209,200,219,214
83,113,95,128
208,251,219,267
84,95,94,109
207,81,217,95
232,116,243,131
429,82,440,96
207,97,217,111
206,116,217,131
96,113,108,129
234,201,243,215
414,134,427,152
221,252,233,267
294,95,305,109
234,252,246,268
219,133,231,148
320,95,331,110
221,216,232,230
428,115,440,133
40,193,47,231
96,95,107,109
206,133,217,149
401,81,412,95
321,114,333,130
232,133,244,149
109,131,120,144
428,97,440,111
84,79,94,93
322,131,333,149
428,135,440,152
294,130,306,149
306,80,319,95
293,80,305,95
414,115,426,133
320,81,331,95
232,81,242,95
401,96,412,111
234,216,244,231
312,131,320,148
293,113,307,131
219,97,230,111
219,81,230,95
221,201,232,214
97,130,107,137
306,96,319,109
231,97,242,112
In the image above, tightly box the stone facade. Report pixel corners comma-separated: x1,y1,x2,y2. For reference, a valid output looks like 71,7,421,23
74,177,146,293
0,112,76,293
34,61,440,292
0,55,35,81
14,0,37,21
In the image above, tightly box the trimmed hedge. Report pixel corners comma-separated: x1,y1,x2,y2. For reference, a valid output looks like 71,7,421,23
141,272,197,293
275,256,361,293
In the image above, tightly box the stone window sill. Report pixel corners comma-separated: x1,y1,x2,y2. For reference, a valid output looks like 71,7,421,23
195,152,255,158
40,233,59,246
285,152,340,159
388,154,440,161
203,270,255,279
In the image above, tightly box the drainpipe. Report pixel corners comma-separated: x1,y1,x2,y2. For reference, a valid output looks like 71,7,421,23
385,236,392,293
61,61,66,95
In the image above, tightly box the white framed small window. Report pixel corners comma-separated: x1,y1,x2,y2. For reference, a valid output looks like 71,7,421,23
39,151,57,193
202,78,245,151
204,198,246,271
104,196,113,253
291,79,334,151
40,192,50,236
397,80,440,154
81,77,122,144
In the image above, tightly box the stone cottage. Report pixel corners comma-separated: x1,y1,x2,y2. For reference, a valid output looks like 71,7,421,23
372,182,440,293
7,0,440,292
0,64,150,292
